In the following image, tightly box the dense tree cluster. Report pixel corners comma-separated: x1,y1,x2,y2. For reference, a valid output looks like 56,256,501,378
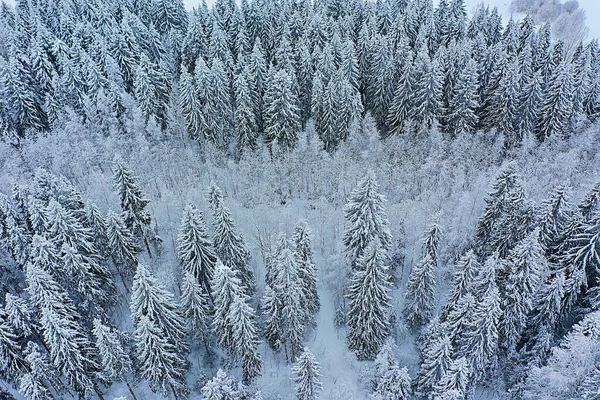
1,0,599,152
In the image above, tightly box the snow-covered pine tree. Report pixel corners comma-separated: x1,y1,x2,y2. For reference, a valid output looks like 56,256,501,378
263,69,300,153
201,369,240,400
265,245,305,362
212,260,244,355
135,315,189,399
26,260,101,397
475,162,531,259
106,210,139,286
207,183,254,294
416,334,453,397
447,58,479,135
386,64,414,135
291,348,323,400
177,204,218,299
499,230,546,357
579,182,600,222
411,49,444,130
404,222,440,331
293,222,320,325
0,304,26,385
4,293,33,338
373,364,412,400
459,253,502,382
235,66,259,154
343,174,392,270
440,250,478,321
431,357,470,400
19,342,61,400
535,60,575,141
230,293,262,384
92,318,132,382
538,186,577,259
131,263,188,348
347,242,391,360
181,271,210,337
113,161,158,256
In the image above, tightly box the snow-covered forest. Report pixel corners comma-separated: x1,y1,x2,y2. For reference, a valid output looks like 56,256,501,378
1,0,600,399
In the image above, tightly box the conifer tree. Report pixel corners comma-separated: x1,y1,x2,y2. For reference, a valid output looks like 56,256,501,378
19,343,59,400
207,184,254,294
135,315,189,399
412,51,444,129
343,174,392,270
4,293,33,338
181,271,210,336
404,223,440,331
347,243,391,360
177,204,218,298
131,263,187,347
263,69,300,153
113,161,157,255
201,369,239,400
448,58,479,134
500,230,546,356
416,334,453,397
106,210,139,284
212,260,244,355
431,357,470,400
535,60,575,140
441,250,478,321
460,254,502,382
293,222,320,325
92,318,132,382
387,64,414,135
373,364,412,400
292,348,323,400
230,294,262,384
475,163,531,258
235,67,259,154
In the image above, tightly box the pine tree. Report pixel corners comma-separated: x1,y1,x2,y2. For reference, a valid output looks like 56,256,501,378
0,305,26,384
92,318,134,391
230,294,262,384
404,223,440,331
207,184,254,294
460,254,502,382
475,163,531,259
135,315,189,399
386,63,414,136
291,348,323,400
448,58,479,135
431,357,470,400
347,243,391,360
416,334,453,397
343,174,392,270
106,210,139,283
263,69,300,153
235,67,259,154
4,293,33,338
535,60,575,141
201,369,240,400
264,245,306,362
113,161,158,255
441,250,478,321
373,364,412,400
177,204,218,299
412,50,444,129
181,271,210,336
499,230,546,356
212,260,244,355
293,222,320,325
130,263,188,349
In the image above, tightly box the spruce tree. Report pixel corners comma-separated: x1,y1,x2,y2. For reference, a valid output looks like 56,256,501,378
113,161,158,255
416,334,453,397
292,348,323,400
404,223,440,331
92,318,132,381
106,210,139,284
431,357,470,400
535,60,575,141
177,204,218,299
440,250,478,321
447,58,479,135
230,294,262,384
293,222,320,325
181,271,210,336
263,69,300,153
343,174,392,270
131,263,187,345
212,260,244,355
499,230,546,356
347,243,391,360
207,184,254,294
373,364,412,400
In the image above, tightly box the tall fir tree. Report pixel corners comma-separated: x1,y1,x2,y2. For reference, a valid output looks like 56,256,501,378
347,242,391,360
291,348,323,400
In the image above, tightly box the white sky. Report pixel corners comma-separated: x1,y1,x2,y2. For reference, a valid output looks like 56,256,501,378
2,0,599,38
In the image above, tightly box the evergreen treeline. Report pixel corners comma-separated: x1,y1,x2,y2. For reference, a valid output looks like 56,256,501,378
1,0,600,153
